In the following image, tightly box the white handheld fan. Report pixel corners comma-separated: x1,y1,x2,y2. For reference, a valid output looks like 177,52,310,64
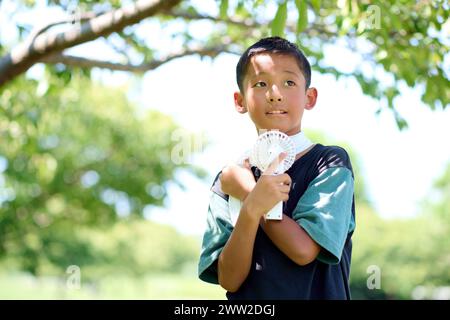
249,130,296,220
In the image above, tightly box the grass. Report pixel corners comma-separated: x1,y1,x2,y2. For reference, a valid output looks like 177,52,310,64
0,271,226,300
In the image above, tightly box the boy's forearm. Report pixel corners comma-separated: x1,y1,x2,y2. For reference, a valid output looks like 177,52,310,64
218,205,260,293
237,187,320,265
260,215,320,266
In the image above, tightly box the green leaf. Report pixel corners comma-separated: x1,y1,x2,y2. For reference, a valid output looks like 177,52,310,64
311,0,321,12
271,1,288,37
393,110,408,130
235,1,248,18
295,0,308,34
252,0,265,8
219,0,228,19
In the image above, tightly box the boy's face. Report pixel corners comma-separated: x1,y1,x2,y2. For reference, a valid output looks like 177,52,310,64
234,53,317,136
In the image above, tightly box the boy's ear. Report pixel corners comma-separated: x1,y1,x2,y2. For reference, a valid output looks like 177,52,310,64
234,91,247,114
305,87,318,110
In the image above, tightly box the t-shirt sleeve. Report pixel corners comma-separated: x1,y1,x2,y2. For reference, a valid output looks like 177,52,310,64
292,166,354,265
198,192,234,284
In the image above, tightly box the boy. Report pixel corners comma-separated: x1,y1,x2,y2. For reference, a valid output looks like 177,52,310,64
198,37,356,299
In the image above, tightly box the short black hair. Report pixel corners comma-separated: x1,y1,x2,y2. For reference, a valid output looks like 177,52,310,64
236,36,311,92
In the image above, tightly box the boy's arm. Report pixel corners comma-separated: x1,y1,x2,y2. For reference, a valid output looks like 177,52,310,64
218,157,291,292
217,204,259,292
217,162,258,292
260,216,321,265
220,160,255,201
220,162,320,267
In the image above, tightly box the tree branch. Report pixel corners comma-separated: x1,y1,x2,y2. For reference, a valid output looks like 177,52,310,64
166,8,336,39
27,11,104,43
0,0,182,88
40,46,238,72
167,8,255,28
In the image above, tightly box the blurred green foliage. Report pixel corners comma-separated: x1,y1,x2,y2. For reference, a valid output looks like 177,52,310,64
0,70,206,275
0,271,226,299
0,218,202,280
350,199,450,300
79,219,200,279
349,152,449,299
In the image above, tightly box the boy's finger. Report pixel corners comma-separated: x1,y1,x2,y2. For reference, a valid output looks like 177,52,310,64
276,173,291,185
280,184,291,194
263,152,287,175
243,158,251,169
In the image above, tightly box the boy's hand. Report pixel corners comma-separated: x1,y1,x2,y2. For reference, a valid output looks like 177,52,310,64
220,159,256,201
242,153,291,220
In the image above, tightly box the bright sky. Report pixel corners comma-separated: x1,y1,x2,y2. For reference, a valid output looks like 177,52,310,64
2,0,450,236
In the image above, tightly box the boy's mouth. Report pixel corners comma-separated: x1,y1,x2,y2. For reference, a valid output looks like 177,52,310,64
266,110,287,115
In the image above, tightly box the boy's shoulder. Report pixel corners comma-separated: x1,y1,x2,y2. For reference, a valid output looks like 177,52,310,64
295,144,354,177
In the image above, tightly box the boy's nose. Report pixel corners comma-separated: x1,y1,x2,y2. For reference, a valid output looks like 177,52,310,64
267,92,283,103
269,97,282,102
267,85,283,103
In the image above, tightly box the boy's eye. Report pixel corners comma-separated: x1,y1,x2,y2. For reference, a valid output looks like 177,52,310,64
285,80,296,86
253,81,266,88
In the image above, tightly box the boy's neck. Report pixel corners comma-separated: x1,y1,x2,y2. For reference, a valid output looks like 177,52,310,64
295,144,316,161
289,131,314,155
